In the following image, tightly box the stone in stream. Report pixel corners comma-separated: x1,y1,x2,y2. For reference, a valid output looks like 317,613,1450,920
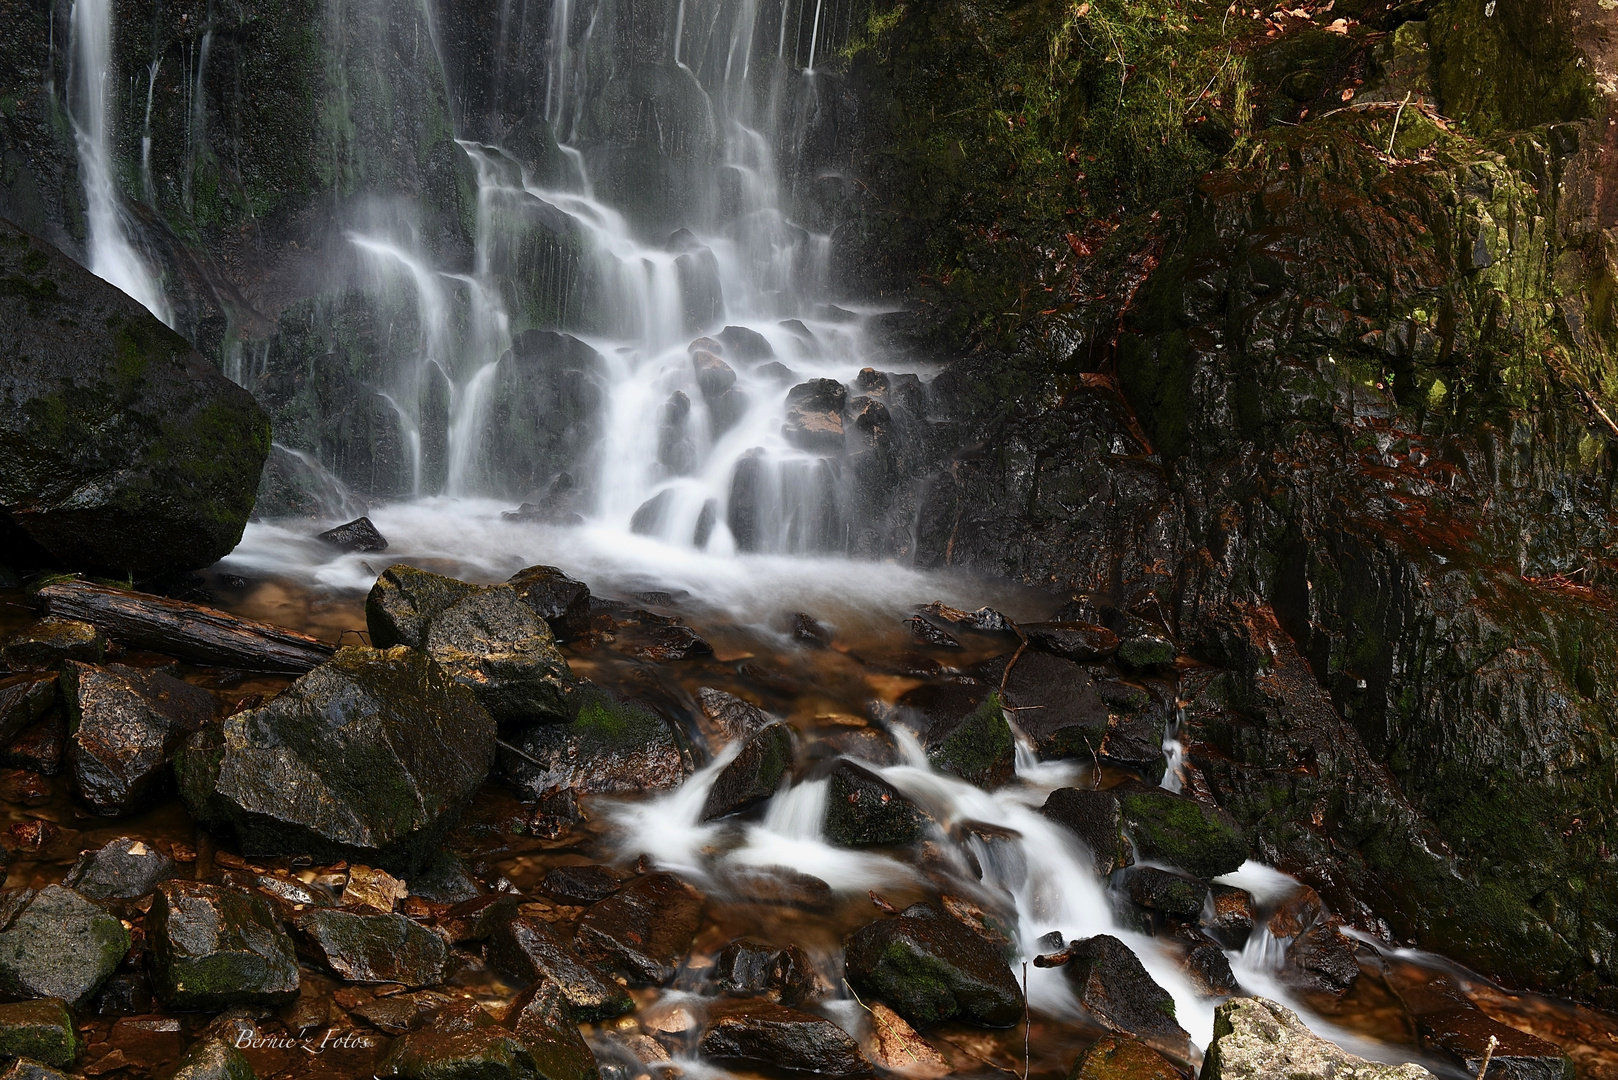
0,885,129,1008
999,652,1113,760
692,350,737,399
62,836,177,901
699,1000,874,1078
1284,923,1360,995
783,379,848,452
295,909,449,987
729,866,835,910
1173,925,1239,997
423,587,575,725
712,939,818,1006
174,645,494,873
351,989,455,1035
1203,997,1436,1080
717,325,775,361
539,864,626,906
0,218,269,580
500,687,690,797
147,881,300,1010
506,565,592,641
61,661,217,816
409,852,483,905
0,1062,75,1080
316,516,388,552
572,872,705,986
1062,935,1191,1059
0,1000,81,1069
1116,785,1247,879
824,759,929,847
0,674,56,745
486,914,634,1020
1021,621,1119,662
843,903,1024,1029
1069,1034,1183,1080
504,979,599,1080
695,687,777,750
893,681,1016,789
631,622,714,661
1204,885,1255,946
2,620,104,671
364,565,483,649
701,722,795,820
1126,867,1210,918
168,1038,257,1080
1116,634,1177,673
1040,787,1133,876
376,1000,534,1080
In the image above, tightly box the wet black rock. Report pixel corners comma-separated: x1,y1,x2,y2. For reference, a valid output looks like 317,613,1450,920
1021,622,1120,662
377,1000,534,1080
506,565,592,641
906,617,961,649
316,516,388,552
0,885,129,1007
0,1061,74,1080
895,682,1015,789
843,903,1024,1028
0,674,56,745
148,882,299,1010
501,687,689,796
424,587,575,726
717,325,774,361
1175,926,1238,997
351,989,455,1035
1063,935,1191,1058
2,620,104,671
1117,787,1247,879
175,645,495,872
169,1038,257,1080
1000,653,1111,760
504,979,600,1080
695,687,776,749
631,623,714,661
0,1000,80,1069
409,852,483,905
364,565,483,649
1410,997,1572,1080
573,872,705,986
692,350,737,400
699,1000,873,1078
540,865,625,906
487,914,634,1020
701,722,794,820
824,760,928,847
1115,635,1176,672
1069,1034,1184,1080
62,661,216,816
729,867,835,911
791,612,834,647
296,909,449,987
1204,885,1255,946
782,379,847,452
1040,787,1133,876
62,836,177,901
0,220,270,579
1285,924,1360,996
713,939,818,1007
1126,868,1209,918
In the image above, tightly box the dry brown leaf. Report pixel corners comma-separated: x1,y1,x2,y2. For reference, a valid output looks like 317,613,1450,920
869,1003,952,1076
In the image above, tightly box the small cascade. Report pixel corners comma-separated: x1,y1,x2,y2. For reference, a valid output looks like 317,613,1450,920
68,0,172,324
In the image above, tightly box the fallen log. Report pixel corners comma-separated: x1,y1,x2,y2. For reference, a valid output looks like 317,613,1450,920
34,581,336,673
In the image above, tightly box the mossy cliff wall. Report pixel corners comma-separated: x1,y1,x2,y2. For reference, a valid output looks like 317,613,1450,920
841,0,1618,1002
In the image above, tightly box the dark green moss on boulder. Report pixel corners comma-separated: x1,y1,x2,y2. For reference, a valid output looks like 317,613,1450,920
0,1000,81,1068
148,881,300,1011
843,904,1024,1029
169,1038,258,1080
824,760,928,847
295,909,449,987
925,691,1015,789
1118,788,1247,880
701,722,795,820
0,885,129,1007
500,685,689,797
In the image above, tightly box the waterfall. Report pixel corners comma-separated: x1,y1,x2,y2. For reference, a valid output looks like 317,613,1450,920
68,0,172,325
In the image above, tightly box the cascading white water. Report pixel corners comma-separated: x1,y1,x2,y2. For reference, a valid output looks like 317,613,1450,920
68,0,172,324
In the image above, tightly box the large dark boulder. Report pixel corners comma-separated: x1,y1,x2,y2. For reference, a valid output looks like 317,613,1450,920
699,1001,873,1078
148,882,300,1010
295,909,449,987
572,872,704,985
1040,787,1133,877
843,904,1023,1028
0,221,269,578
486,915,634,1020
503,980,599,1080
506,565,592,640
823,760,928,847
61,661,216,815
1062,935,1190,1059
62,836,177,901
174,645,495,872
0,886,129,1008
701,722,794,820
500,687,689,796
893,682,1015,789
1117,787,1247,880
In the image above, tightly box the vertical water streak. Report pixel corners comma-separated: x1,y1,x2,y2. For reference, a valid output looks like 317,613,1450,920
68,0,173,323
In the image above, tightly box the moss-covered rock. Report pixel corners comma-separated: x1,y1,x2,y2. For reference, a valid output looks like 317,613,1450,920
169,1038,258,1080
701,722,795,821
499,685,689,797
147,881,300,1011
1117,788,1247,880
824,759,929,848
0,886,129,1008
0,220,268,579
843,903,1024,1029
0,1000,81,1069
295,909,449,988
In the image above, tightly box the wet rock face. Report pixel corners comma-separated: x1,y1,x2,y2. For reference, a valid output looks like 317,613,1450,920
1204,997,1436,1080
1063,935,1190,1058
712,939,818,1006
0,999,81,1069
62,836,177,901
699,1000,873,1078
572,872,704,985
1000,653,1111,761
1040,787,1133,876
701,722,795,820
61,661,217,816
368,566,576,726
0,885,129,1008
0,221,270,579
505,979,599,1080
894,682,1016,789
377,1000,535,1080
824,759,928,847
316,516,388,552
148,882,300,1010
843,904,1024,1029
1022,622,1119,663
540,865,625,906
695,687,776,749
175,645,495,872
2,620,104,671
486,914,634,1020
506,565,592,641
1127,868,1209,918
296,909,450,987
1117,787,1247,880
501,687,689,796
0,674,56,746
783,379,848,452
